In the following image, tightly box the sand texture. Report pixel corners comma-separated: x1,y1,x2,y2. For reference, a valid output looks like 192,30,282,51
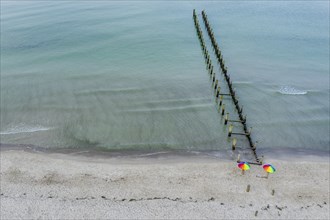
1,150,329,219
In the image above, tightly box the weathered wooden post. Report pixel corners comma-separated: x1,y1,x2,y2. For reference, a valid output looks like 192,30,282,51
238,105,243,115
237,153,240,162
224,112,229,125
251,142,256,151
219,95,223,106
228,124,233,137
221,104,226,116
232,138,237,151
216,86,220,98
248,127,252,136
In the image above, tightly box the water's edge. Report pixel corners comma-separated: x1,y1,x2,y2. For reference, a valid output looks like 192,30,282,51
1,143,328,163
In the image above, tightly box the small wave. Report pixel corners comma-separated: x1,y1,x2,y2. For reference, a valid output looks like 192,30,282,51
136,151,171,157
232,81,253,85
0,124,52,135
75,87,147,96
137,97,211,105
278,86,307,95
131,98,211,108
123,103,213,113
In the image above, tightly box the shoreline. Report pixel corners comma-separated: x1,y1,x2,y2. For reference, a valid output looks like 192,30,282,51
1,143,329,163
1,149,329,219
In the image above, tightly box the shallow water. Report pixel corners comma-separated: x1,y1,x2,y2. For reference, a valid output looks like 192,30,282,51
1,1,329,153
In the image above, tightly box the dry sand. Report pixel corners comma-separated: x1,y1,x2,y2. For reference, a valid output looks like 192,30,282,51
0,150,329,219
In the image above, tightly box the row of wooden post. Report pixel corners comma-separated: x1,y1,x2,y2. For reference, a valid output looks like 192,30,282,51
194,9,261,164
193,10,214,79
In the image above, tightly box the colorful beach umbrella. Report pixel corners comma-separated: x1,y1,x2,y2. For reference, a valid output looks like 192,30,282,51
263,164,276,178
238,162,250,175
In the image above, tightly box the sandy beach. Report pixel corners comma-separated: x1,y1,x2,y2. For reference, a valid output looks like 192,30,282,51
0,149,329,219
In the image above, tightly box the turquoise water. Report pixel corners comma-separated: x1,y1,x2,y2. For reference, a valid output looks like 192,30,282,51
1,1,329,153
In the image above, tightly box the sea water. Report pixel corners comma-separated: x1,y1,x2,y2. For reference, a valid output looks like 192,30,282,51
1,1,329,154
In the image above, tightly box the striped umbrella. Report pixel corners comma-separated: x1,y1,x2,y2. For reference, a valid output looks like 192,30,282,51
238,162,250,175
263,164,276,178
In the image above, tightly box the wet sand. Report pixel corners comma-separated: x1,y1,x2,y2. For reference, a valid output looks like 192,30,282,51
1,149,329,219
